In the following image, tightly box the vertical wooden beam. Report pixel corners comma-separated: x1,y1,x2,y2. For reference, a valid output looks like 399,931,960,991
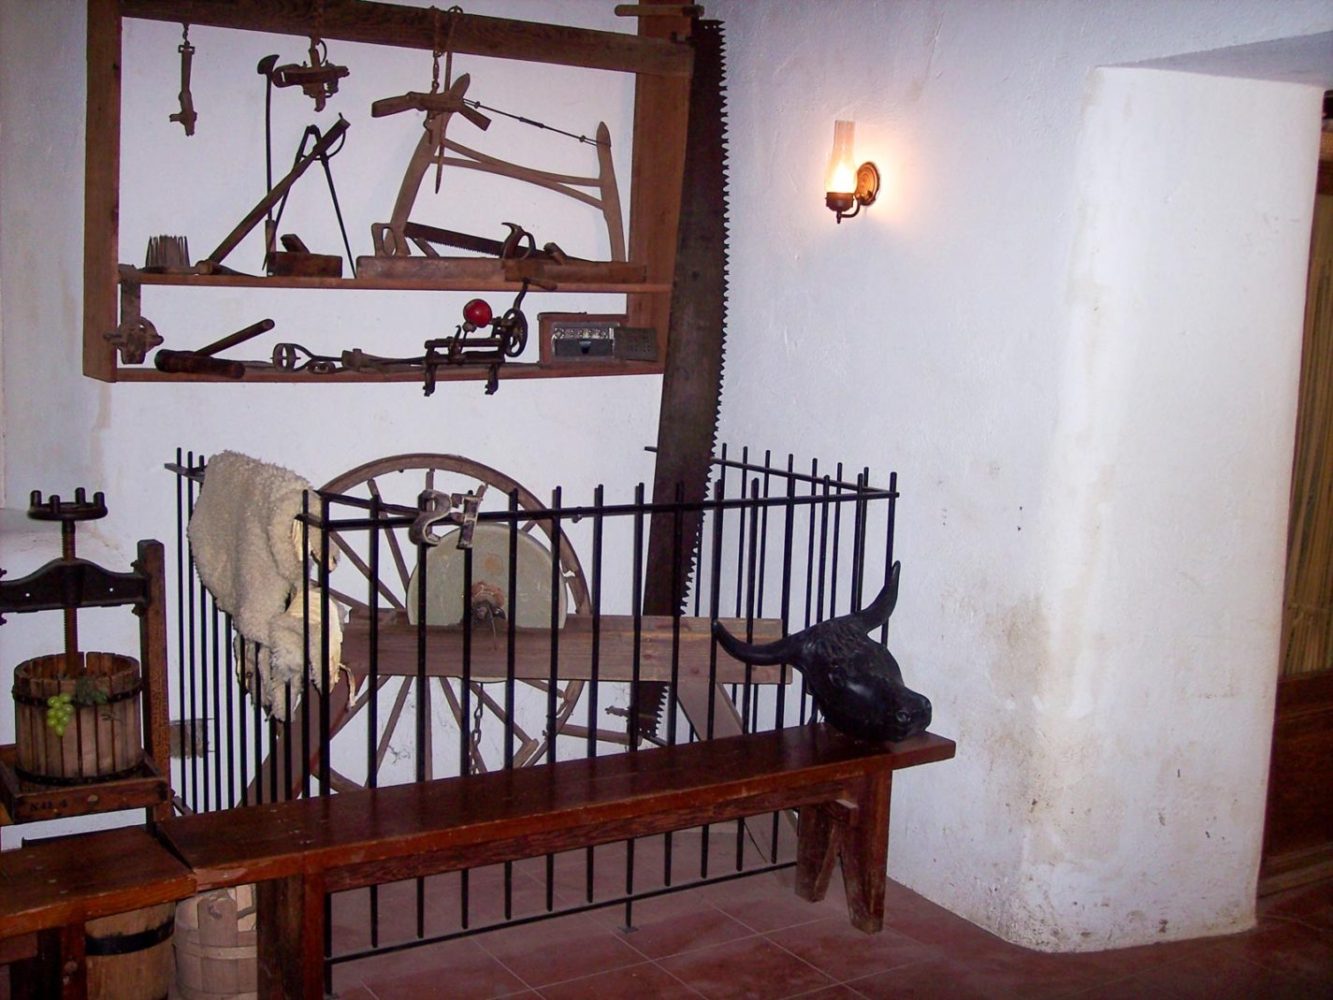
257,873,326,999
83,0,121,381
795,800,845,903
624,14,692,346
27,923,88,999
137,540,172,822
840,771,892,933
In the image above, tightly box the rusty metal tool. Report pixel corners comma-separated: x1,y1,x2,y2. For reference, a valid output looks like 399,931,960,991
401,221,571,263
170,24,197,136
270,40,348,113
271,342,343,374
154,318,275,378
203,116,349,270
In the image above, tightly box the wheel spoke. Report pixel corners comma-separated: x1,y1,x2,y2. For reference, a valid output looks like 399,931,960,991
367,478,413,594
374,678,414,775
329,531,405,611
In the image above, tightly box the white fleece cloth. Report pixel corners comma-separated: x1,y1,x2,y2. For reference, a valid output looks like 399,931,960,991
187,451,343,719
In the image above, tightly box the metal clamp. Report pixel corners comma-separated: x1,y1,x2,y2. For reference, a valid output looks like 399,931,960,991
409,485,487,548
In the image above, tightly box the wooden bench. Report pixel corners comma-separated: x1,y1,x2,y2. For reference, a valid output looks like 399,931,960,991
1,725,954,998
0,826,195,998
156,724,954,998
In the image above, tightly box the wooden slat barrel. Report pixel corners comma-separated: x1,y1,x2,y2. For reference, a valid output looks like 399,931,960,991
11,652,143,783
86,903,176,1000
173,886,258,1000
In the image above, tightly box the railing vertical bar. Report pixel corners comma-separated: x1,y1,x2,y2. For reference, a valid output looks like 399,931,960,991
664,481,685,888
629,483,645,752
223,611,236,808
505,488,519,921
210,598,222,810
368,494,382,948
414,498,429,940
233,615,247,808
319,495,332,798
881,471,898,644
299,494,311,802
461,541,474,931
186,453,199,812
830,463,844,620
585,483,605,905
546,486,563,913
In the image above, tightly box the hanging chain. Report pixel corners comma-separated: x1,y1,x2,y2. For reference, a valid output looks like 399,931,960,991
468,686,484,775
430,7,442,93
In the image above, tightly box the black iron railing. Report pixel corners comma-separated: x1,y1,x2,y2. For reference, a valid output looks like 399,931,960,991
165,445,898,978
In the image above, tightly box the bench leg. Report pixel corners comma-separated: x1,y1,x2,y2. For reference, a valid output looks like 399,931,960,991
12,923,87,999
795,772,893,934
257,873,325,999
795,801,845,903
840,772,891,933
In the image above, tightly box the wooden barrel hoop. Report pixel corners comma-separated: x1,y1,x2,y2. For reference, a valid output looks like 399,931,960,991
87,903,176,1000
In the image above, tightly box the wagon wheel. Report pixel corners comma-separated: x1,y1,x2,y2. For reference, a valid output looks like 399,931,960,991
255,454,609,801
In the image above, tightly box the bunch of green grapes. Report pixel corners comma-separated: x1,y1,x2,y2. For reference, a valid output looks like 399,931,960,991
46,693,75,737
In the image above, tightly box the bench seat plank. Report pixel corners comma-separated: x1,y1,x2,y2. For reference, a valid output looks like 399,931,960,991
0,826,193,937
157,726,954,893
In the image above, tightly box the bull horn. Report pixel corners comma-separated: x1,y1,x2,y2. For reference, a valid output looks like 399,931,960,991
844,561,901,633
711,619,798,666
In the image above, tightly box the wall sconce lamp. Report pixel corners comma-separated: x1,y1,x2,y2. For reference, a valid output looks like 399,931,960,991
824,120,879,223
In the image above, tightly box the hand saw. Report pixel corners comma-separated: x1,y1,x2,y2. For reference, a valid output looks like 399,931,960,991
638,16,731,741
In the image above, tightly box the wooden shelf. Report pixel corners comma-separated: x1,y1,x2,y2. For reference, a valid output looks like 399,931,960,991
113,360,664,383
0,745,170,825
85,1,694,384
121,268,672,296
341,611,792,685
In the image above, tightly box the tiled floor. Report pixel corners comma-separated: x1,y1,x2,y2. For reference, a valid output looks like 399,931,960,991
4,837,1329,998
326,838,1333,1000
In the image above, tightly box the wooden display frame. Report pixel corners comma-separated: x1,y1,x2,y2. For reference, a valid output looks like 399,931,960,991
83,0,694,383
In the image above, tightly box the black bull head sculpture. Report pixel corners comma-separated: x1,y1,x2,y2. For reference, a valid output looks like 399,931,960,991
712,562,931,743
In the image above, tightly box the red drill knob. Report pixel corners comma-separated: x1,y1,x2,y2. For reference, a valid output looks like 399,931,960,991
462,298,493,329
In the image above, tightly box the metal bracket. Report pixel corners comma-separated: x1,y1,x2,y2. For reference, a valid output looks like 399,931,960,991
409,485,488,548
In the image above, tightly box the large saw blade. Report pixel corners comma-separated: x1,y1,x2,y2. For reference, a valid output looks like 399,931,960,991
638,17,730,740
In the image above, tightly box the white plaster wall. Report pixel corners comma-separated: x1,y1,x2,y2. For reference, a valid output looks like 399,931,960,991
3,0,1333,951
713,0,1330,951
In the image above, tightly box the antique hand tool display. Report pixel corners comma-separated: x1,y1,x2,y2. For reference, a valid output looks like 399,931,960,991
87,1,702,393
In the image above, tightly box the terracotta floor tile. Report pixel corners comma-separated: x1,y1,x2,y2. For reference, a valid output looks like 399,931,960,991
476,910,647,987
333,936,529,998
765,915,935,980
613,893,757,959
658,933,835,999
536,960,704,999
1119,945,1317,1000
700,869,846,934
843,958,990,1000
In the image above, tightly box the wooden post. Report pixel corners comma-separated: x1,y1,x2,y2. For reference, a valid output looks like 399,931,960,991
840,771,892,933
136,541,172,822
84,0,121,381
625,11,691,346
256,874,325,999
795,800,845,903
